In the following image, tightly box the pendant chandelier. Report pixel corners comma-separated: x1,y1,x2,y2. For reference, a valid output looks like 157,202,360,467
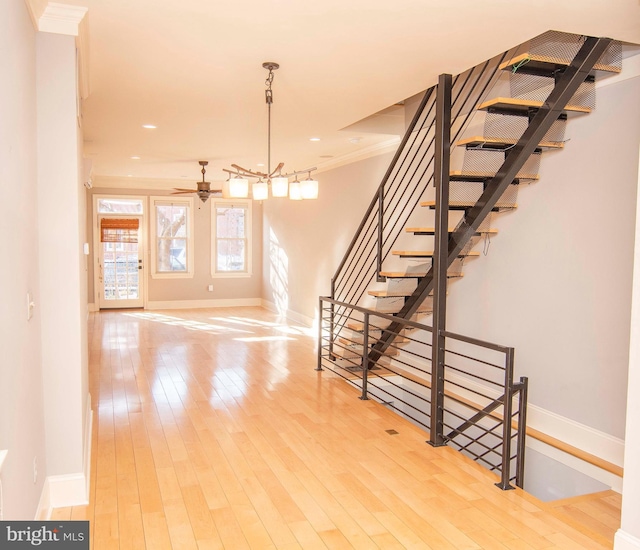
222,62,319,201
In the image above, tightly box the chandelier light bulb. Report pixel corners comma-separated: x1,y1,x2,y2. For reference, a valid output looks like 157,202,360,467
271,177,289,197
253,180,269,200
289,180,303,200
301,177,319,200
229,176,249,198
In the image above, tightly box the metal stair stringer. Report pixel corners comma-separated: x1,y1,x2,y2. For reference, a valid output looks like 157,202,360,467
367,35,613,369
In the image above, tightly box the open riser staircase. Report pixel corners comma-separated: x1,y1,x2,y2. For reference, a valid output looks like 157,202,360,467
318,31,624,490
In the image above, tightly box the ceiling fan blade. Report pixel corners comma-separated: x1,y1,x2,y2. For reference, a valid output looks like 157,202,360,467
171,189,196,194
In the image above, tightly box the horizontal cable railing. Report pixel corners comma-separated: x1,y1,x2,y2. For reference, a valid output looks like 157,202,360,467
317,296,528,489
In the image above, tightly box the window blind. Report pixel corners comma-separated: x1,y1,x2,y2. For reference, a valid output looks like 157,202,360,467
100,218,139,243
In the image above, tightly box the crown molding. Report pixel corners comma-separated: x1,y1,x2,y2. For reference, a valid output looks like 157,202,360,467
93,175,197,191
91,136,402,191
25,1,88,36
314,137,401,175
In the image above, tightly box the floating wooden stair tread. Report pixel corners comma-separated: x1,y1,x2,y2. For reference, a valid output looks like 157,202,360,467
478,97,591,115
379,270,464,279
405,227,498,235
456,136,564,150
499,53,621,76
450,170,539,181
392,250,480,258
421,200,517,211
336,339,400,356
368,290,413,298
347,315,427,332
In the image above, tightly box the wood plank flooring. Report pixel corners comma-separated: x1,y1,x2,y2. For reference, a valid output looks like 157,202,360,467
52,307,619,549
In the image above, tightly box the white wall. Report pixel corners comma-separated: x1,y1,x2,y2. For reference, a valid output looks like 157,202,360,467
36,30,88,485
262,152,394,322
614,143,640,550
0,0,47,518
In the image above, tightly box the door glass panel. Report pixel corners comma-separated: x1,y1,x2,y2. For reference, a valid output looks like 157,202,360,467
103,241,139,301
97,198,143,214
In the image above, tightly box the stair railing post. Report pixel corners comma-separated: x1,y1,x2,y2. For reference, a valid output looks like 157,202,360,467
360,311,370,400
376,186,385,282
429,73,452,448
496,347,516,490
316,296,325,371
329,280,336,360
515,376,528,488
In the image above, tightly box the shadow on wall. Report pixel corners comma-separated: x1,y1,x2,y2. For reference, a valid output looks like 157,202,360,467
269,228,289,315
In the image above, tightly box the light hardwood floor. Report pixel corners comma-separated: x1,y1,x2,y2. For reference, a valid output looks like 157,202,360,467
52,307,618,549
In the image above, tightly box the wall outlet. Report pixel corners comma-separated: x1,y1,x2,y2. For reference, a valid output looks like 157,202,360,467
207,284,214,292
33,456,37,484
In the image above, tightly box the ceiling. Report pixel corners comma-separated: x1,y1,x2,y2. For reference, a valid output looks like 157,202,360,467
39,0,640,187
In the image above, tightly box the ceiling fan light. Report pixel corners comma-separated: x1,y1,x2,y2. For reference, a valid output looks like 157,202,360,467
289,180,303,201
253,181,269,200
229,176,249,198
301,178,319,200
271,177,289,197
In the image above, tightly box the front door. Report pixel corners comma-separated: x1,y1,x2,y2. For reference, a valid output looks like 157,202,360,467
98,215,144,309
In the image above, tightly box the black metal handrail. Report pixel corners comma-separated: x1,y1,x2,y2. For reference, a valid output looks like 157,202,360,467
317,296,528,489
322,32,614,489
330,48,516,314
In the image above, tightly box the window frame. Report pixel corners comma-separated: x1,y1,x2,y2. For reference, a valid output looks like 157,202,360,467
150,196,195,279
211,199,252,278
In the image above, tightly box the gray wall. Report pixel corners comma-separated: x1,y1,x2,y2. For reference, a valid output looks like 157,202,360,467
261,64,640,445
445,72,639,437
262,152,394,321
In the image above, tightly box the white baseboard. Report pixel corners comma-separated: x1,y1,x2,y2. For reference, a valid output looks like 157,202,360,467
36,395,93,519
527,405,625,469
146,298,262,310
615,530,640,550
46,473,89,510
83,396,93,502
35,478,51,521
261,299,315,328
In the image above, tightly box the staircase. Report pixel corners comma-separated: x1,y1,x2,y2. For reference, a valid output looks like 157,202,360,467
318,31,624,489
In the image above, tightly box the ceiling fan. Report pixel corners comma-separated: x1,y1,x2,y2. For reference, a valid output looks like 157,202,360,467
172,161,222,203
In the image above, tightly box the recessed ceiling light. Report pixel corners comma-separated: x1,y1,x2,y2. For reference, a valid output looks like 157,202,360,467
130,156,140,160
309,137,321,142
127,174,133,177
257,163,265,167
142,124,157,129
349,137,362,144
